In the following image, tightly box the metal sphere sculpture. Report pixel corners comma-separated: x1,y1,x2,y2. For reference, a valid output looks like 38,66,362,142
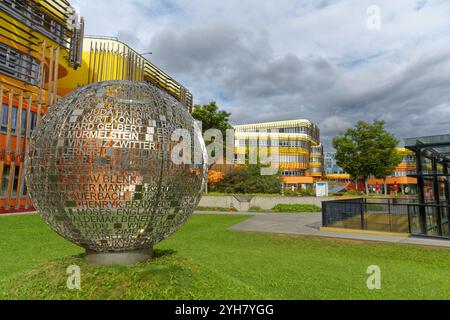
25,81,207,256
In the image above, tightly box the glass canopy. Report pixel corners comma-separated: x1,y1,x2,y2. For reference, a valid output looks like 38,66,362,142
405,134,450,163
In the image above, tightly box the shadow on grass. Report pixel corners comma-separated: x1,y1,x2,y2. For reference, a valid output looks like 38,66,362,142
74,248,178,261
153,249,177,258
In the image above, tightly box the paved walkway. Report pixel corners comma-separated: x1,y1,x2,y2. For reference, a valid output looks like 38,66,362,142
0,211,37,217
194,211,262,216
228,212,450,249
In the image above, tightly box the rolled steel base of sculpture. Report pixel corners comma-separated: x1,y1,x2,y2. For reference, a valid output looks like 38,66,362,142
25,81,207,265
85,248,154,266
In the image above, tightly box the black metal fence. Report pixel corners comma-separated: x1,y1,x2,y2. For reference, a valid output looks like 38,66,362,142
322,198,419,234
323,198,450,238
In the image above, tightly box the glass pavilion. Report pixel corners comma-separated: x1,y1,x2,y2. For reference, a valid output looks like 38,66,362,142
405,134,450,239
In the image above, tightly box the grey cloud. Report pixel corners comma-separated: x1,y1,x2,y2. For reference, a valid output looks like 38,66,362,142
148,23,450,149
321,116,353,136
117,30,142,49
149,25,272,76
72,0,450,150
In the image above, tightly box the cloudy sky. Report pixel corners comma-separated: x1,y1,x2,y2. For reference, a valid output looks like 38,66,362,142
72,0,450,149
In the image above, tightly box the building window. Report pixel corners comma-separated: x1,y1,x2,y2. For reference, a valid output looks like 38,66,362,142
281,171,305,177
0,107,38,136
278,127,311,135
22,180,27,197
17,108,33,136
0,43,40,85
10,107,18,135
21,111,27,135
1,0,68,46
30,112,37,135
11,166,20,198
2,0,27,15
1,104,8,133
403,155,416,163
1,165,10,198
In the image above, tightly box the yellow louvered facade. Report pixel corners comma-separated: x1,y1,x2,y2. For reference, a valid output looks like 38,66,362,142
59,36,193,110
234,119,324,184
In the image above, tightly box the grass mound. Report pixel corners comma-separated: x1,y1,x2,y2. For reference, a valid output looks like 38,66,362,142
2,214,450,300
0,250,262,300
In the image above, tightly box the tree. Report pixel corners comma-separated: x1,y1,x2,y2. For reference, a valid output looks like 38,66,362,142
209,164,281,194
373,148,404,195
332,120,402,195
192,101,231,137
192,102,232,173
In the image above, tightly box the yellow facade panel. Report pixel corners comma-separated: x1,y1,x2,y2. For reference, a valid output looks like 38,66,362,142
36,0,72,24
59,37,192,110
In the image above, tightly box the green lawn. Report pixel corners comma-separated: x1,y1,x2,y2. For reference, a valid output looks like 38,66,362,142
1,214,450,299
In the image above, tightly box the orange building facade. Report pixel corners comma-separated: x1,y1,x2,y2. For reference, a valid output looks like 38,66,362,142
0,0,193,212
0,0,81,211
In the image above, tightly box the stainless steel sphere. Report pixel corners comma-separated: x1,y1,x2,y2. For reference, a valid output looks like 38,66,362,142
25,81,207,252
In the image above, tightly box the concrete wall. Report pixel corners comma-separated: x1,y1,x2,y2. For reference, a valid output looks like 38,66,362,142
199,196,336,211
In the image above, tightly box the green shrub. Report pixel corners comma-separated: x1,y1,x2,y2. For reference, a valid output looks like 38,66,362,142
330,193,344,197
209,164,282,194
196,206,238,212
284,189,315,197
343,190,365,197
271,204,321,213
204,192,283,197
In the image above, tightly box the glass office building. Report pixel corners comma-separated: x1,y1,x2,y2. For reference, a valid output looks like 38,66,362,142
324,152,344,175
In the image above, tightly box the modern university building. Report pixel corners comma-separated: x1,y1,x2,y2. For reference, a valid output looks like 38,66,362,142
233,118,421,194
0,0,192,211
233,119,324,189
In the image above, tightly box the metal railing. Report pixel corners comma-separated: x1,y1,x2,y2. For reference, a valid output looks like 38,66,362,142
322,197,450,238
322,198,411,233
